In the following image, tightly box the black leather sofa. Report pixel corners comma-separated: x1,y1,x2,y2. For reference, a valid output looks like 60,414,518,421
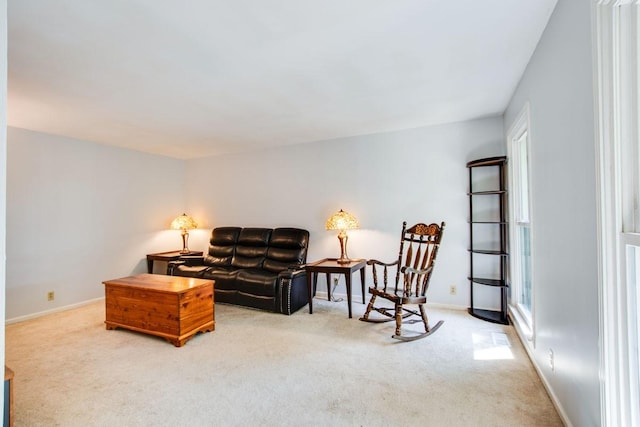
169,226,310,315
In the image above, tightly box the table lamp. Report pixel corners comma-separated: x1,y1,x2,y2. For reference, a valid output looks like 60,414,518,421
170,213,198,254
325,209,360,264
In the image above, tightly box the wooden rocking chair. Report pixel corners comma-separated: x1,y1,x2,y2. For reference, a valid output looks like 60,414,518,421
360,221,445,341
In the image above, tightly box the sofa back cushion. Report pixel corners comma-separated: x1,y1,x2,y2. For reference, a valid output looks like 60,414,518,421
204,227,241,267
231,228,272,269
264,228,310,273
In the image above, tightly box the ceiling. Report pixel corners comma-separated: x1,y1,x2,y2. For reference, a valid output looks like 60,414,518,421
7,1,558,159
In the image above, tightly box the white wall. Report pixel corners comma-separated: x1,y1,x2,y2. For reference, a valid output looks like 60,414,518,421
185,117,505,307
5,117,505,318
1,0,8,415
5,128,186,320
503,0,598,425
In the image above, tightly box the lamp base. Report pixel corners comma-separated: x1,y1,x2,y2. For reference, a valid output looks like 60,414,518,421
336,232,351,264
180,231,191,254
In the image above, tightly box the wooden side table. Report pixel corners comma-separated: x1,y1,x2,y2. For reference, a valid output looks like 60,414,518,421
306,258,366,318
146,250,203,274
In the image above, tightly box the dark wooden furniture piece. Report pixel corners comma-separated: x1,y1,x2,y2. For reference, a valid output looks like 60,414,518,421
4,366,13,427
467,156,509,325
169,227,310,315
306,258,366,318
360,221,445,341
103,274,214,347
146,250,203,274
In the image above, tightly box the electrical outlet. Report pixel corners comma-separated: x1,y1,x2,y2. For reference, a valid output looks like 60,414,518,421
449,285,457,295
47,291,55,301
549,349,554,372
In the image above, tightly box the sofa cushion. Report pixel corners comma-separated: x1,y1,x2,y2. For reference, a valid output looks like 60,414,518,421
270,228,309,249
201,267,240,290
231,228,271,269
235,269,278,297
205,227,241,267
173,265,208,278
264,228,310,273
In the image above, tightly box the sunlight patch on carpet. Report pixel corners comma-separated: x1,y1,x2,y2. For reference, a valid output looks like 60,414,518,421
472,331,514,360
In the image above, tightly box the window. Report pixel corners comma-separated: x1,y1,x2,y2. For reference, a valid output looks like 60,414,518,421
594,1,640,425
508,104,533,329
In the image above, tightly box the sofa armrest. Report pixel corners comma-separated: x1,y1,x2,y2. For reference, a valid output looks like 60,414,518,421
278,269,304,281
167,256,205,276
167,260,184,276
278,269,308,315
178,256,205,266
280,265,306,278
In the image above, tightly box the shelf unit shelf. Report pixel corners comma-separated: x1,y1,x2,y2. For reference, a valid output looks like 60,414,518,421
469,249,508,256
468,277,506,287
467,190,507,196
467,156,509,325
469,220,507,224
468,308,506,324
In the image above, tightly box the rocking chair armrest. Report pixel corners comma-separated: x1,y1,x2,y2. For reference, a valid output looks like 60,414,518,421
367,259,399,267
401,265,434,275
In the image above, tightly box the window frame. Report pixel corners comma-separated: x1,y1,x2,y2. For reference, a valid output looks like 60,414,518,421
507,103,535,338
593,0,640,425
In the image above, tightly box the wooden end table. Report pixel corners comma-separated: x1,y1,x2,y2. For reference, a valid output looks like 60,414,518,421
146,250,203,274
103,274,214,347
306,258,367,318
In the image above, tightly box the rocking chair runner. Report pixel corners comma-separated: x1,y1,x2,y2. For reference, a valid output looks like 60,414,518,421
360,221,445,341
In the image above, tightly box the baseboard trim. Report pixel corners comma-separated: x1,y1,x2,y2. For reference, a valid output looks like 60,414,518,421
6,297,105,325
509,307,573,427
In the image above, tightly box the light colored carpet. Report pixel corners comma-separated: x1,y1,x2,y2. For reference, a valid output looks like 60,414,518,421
5,298,563,426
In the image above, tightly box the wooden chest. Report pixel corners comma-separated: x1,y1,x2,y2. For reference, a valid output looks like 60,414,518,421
103,274,215,347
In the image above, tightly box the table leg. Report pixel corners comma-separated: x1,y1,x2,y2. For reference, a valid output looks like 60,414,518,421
313,272,318,296
326,273,332,301
147,258,153,274
307,271,314,314
360,266,366,304
346,273,352,319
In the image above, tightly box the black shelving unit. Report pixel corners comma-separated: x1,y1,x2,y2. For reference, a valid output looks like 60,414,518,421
467,156,509,325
